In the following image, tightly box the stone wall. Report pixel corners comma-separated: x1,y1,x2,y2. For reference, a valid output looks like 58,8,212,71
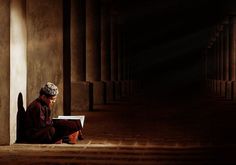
27,0,64,116
0,0,10,145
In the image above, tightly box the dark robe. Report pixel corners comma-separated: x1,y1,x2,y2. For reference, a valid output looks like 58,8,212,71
24,98,82,144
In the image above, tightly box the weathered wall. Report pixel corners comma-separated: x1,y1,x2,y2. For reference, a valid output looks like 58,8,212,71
27,0,63,116
86,0,101,81
71,0,86,82
0,0,10,145
10,0,27,144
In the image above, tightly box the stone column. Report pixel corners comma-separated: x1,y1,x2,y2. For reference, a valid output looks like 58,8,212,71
101,2,114,103
223,18,231,100
101,3,111,82
204,48,208,92
220,27,224,81
224,20,230,82
63,0,71,115
71,0,86,82
0,0,10,145
213,33,217,94
219,25,226,97
216,29,221,96
207,42,214,94
86,0,100,81
10,0,27,144
229,15,236,100
207,41,213,93
117,28,122,82
117,25,125,99
111,13,120,100
121,42,129,97
119,30,128,98
86,0,105,105
111,14,118,82
211,40,216,94
70,0,92,112
229,16,236,80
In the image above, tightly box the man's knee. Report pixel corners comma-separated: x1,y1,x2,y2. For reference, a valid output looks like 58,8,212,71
48,126,56,137
74,120,82,130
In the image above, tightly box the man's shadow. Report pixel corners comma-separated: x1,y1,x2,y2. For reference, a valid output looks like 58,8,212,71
16,92,26,143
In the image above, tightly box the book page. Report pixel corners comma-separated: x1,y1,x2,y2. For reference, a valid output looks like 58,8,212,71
54,115,85,127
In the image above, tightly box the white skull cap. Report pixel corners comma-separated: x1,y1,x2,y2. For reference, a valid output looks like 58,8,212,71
42,82,59,96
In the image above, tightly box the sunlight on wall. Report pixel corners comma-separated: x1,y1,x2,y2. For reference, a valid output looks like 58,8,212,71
10,0,27,144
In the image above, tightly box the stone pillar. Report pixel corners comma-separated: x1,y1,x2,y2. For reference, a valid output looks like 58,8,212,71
223,20,230,82
209,28,217,95
101,3,111,82
70,0,92,111
101,3,114,103
204,48,210,93
213,34,217,94
63,0,71,115
129,66,135,96
219,25,226,97
86,0,100,81
117,24,124,99
223,18,231,100
207,41,214,94
10,0,27,144
86,0,105,105
0,0,10,145
229,16,236,80
71,0,86,82
121,44,129,97
71,82,93,111
203,49,207,81
215,29,221,96
27,0,64,116
111,14,118,82
111,13,120,100
119,33,128,98
117,28,122,82
229,15,236,101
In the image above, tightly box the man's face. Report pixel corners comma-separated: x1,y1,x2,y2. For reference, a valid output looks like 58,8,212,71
45,95,57,108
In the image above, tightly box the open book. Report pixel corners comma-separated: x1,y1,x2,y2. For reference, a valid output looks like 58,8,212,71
53,115,85,128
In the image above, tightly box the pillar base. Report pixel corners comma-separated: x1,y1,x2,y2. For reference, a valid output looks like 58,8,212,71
210,79,214,93
206,79,212,93
105,81,115,103
129,80,135,96
93,81,106,104
216,80,221,96
226,81,232,100
114,81,121,100
232,81,236,101
71,81,93,112
121,80,129,97
213,79,217,94
220,80,226,97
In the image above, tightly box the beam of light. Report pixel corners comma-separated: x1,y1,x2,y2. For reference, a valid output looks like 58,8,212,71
131,27,212,72
10,0,27,144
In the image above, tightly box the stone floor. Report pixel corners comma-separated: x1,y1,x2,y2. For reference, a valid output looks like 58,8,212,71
1,87,236,164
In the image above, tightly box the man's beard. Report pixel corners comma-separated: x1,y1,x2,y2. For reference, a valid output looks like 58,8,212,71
49,103,54,110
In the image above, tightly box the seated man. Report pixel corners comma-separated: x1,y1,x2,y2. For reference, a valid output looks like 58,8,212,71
24,82,83,144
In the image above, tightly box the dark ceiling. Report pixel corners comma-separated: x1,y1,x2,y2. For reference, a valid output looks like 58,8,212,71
122,1,222,48
115,0,228,54
110,0,233,96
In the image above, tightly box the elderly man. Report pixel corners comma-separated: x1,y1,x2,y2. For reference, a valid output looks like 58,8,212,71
24,82,83,144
